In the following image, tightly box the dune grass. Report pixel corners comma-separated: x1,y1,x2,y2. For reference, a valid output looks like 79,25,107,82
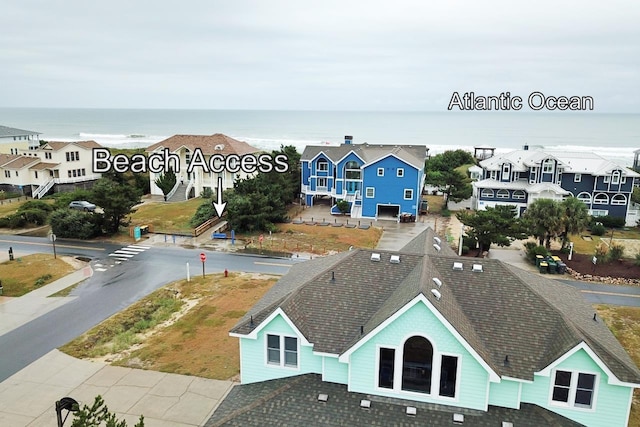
0,254,75,297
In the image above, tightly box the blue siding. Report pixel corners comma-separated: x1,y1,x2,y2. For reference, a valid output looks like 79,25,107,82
361,156,420,218
301,161,310,185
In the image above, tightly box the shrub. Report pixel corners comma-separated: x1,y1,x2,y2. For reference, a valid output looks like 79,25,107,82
0,217,9,228
524,242,548,264
19,209,48,226
441,208,451,218
608,244,625,262
598,215,625,229
8,214,27,228
49,209,101,239
49,189,95,210
189,201,215,227
17,200,53,213
635,253,640,267
200,187,213,199
591,223,606,236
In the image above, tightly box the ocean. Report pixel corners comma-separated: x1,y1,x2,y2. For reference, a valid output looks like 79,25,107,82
1,108,639,166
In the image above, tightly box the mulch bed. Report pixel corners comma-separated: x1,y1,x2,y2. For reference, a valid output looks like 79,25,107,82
552,252,640,280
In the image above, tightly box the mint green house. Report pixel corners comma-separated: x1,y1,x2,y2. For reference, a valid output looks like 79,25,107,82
225,229,640,426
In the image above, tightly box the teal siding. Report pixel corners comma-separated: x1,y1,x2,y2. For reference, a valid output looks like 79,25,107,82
521,348,633,427
347,301,490,410
488,379,520,409
239,314,322,384
323,356,349,384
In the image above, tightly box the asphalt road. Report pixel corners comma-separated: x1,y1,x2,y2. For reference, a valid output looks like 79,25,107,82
0,235,298,382
558,279,640,307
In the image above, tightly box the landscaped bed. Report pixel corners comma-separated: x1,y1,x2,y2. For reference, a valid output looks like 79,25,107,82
553,251,640,281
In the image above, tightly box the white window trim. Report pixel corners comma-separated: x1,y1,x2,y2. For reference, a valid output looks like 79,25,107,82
542,159,554,174
574,174,582,183
265,334,299,370
317,177,327,188
611,194,627,205
513,190,525,200
603,176,610,183
404,189,413,200
497,189,509,199
577,192,591,204
612,172,621,185
317,160,328,172
621,177,627,184
481,189,494,198
397,168,404,178
593,193,609,205
365,187,375,198
490,171,498,180
548,369,599,412
377,168,384,177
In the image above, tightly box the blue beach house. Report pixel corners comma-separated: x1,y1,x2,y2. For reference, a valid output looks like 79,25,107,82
474,147,640,225
214,229,640,426
300,136,427,219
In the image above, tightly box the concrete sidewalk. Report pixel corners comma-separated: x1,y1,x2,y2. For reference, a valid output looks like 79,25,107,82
0,350,233,427
0,266,93,337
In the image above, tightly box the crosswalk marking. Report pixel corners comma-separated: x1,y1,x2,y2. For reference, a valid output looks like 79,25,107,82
109,253,133,258
122,246,146,252
95,245,151,273
128,245,151,250
95,268,107,272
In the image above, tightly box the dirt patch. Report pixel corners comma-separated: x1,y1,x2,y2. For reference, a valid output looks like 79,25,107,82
553,252,640,280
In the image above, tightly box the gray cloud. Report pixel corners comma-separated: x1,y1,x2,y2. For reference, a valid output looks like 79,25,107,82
1,0,639,111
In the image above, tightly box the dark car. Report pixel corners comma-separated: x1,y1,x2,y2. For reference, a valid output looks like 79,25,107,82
69,200,96,212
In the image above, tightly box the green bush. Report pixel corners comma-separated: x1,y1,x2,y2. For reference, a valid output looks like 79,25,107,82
200,187,213,199
17,200,53,213
189,201,215,227
8,214,27,228
591,223,606,236
608,244,624,262
441,208,451,217
48,189,95,210
524,242,548,264
597,215,625,229
19,209,48,226
0,217,9,228
49,209,101,239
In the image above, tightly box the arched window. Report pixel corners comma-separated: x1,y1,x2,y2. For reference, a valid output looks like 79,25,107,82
481,189,494,198
497,189,510,199
542,158,554,173
402,336,433,393
513,190,526,200
612,171,621,185
612,194,627,205
593,193,609,205
577,192,591,204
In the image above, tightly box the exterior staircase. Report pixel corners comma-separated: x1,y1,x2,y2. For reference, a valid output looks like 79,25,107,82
167,184,189,202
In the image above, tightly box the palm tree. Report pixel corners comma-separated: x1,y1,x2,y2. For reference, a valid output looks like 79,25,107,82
523,199,564,249
560,197,590,248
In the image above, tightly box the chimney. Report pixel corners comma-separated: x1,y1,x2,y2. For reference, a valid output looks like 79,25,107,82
344,135,353,145
523,144,529,151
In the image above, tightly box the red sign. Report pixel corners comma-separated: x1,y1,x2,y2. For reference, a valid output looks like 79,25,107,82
200,252,206,262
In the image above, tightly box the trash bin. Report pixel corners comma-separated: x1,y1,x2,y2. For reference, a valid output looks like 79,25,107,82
535,255,544,267
539,261,548,274
557,262,567,274
547,261,558,274
140,225,149,235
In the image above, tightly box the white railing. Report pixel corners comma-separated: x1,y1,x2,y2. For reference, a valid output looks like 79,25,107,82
33,179,55,199
55,174,102,185
185,179,195,200
165,179,180,201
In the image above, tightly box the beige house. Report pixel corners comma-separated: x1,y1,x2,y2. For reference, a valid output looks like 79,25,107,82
0,140,103,197
0,125,41,154
146,134,260,201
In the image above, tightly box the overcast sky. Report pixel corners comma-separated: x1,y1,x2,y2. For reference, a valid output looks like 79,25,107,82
2,0,639,111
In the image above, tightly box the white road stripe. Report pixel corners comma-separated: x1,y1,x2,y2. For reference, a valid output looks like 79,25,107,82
116,258,130,261
114,250,138,255
109,253,133,258
128,245,151,250
123,247,146,252
94,263,103,267
95,268,107,272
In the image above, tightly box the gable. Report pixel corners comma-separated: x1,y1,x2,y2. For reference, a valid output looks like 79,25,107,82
362,153,419,171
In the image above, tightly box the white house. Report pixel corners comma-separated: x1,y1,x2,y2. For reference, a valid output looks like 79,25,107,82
0,125,41,154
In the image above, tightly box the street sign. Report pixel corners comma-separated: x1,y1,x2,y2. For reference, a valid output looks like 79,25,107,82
200,252,206,262
49,233,57,242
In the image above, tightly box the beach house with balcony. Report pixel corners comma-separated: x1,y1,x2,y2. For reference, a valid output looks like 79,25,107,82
474,147,640,225
212,228,640,426
146,134,260,202
0,140,103,197
0,125,41,155
300,136,427,219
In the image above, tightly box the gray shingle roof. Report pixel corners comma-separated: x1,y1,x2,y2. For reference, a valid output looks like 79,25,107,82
0,125,40,137
301,143,427,170
205,374,584,427
231,228,640,384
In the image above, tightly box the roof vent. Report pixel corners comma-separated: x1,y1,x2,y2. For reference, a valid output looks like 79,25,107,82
371,253,381,262
433,236,441,245
214,144,225,150
453,413,464,424
502,423,514,427
433,244,441,252
318,393,328,402
504,355,510,367
432,278,442,288
390,255,400,264
360,399,371,409
330,271,335,283
406,406,417,416
431,289,441,301
472,264,483,272
453,262,464,271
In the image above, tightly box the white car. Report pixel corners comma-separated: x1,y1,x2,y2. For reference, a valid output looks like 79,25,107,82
69,200,96,212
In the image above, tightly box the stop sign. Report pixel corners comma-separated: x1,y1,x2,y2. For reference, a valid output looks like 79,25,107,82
200,252,206,262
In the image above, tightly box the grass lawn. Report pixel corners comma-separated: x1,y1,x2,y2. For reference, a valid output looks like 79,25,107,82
596,305,640,426
129,198,203,233
424,194,446,214
0,198,54,219
60,272,278,380
570,227,640,258
0,254,75,297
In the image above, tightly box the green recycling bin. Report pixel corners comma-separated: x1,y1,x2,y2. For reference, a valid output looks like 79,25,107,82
539,261,548,274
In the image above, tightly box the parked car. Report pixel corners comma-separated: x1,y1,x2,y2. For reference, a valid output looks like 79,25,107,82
69,200,96,212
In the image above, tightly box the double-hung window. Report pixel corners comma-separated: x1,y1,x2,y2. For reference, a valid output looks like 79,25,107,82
266,334,298,368
551,370,596,409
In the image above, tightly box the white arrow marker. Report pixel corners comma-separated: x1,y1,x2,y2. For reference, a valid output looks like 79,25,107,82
213,176,227,218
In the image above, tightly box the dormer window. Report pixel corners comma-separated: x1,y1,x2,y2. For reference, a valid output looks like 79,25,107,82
542,159,554,174
612,171,620,185
318,160,328,172
502,163,510,180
